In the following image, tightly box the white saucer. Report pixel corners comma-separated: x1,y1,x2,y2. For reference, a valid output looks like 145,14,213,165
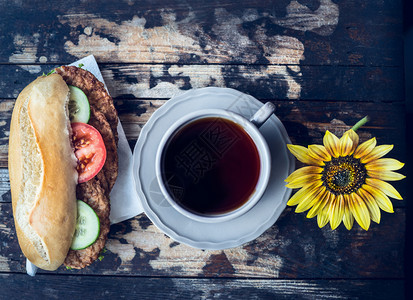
133,87,295,250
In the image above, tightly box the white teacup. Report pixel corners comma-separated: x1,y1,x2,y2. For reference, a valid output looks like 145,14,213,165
155,103,275,223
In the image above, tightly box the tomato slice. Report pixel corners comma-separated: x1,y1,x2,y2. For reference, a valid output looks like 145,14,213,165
71,122,106,183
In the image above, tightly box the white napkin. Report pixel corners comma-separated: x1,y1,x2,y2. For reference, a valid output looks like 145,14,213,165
26,55,143,275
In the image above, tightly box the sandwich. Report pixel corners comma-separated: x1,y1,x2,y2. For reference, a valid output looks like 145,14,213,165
8,65,118,270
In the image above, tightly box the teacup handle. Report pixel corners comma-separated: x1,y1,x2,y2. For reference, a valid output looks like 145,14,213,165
249,102,276,128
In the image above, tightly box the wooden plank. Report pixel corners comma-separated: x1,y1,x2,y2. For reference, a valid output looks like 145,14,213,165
0,0,402,66
0,170,10,199
0,64,404,101
1,100,406,199
117,100,406,152
2,98,407,156
0,274,405,299
0,202,405,278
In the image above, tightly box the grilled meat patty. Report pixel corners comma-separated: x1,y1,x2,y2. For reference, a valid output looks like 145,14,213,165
56,66,118,269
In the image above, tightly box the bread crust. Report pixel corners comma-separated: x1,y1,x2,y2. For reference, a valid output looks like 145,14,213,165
9,74,78,271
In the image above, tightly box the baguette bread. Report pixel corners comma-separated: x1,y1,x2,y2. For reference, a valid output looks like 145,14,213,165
9,74,78,271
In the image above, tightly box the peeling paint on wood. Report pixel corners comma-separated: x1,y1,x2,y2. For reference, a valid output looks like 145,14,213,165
52,2,340,100
56,5,331,65
103,64,302,99
1,0,403,66
0,203,406,278
0,170,10,197
0,64,403,101
8,34,39,64
7,1,342,102
0,255,10,272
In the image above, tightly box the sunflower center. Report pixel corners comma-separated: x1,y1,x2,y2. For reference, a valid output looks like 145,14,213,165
333,169,352,187
322,156,367,195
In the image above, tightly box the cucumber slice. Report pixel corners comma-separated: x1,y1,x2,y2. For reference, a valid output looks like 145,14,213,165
68,85,90,123
70,200,100,250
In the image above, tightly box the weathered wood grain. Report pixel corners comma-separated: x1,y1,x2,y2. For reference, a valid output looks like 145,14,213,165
0,0,402,66
0,64,404,101
0,170,10,198
0,202,405,278
0,274,405,299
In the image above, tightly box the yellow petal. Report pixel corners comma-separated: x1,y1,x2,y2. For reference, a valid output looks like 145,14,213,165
308,145,331,162
307,191,331,219
323,130,340,158
296,186,326,213
342,195,354,230
329,194,344,230
365,178,403,200
339,133,353,157
344,129,359,154
326,196,337,224
287,144,324,166
357,189,381,224
285,166,324,183
367,170,405,181
361,145,393,164
317,205,330,228
353,137,376,159
365,158,405,171
348,193,370,231
361,184,394,213
286,173,322,189
287,181,322,206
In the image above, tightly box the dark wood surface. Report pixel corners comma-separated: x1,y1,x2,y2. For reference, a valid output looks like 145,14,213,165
0,0,407,298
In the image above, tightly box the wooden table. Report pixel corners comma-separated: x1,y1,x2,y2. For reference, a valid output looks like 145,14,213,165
0,1,407,298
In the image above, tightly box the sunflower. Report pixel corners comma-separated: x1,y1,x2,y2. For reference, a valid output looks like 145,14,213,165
285,122,405,231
